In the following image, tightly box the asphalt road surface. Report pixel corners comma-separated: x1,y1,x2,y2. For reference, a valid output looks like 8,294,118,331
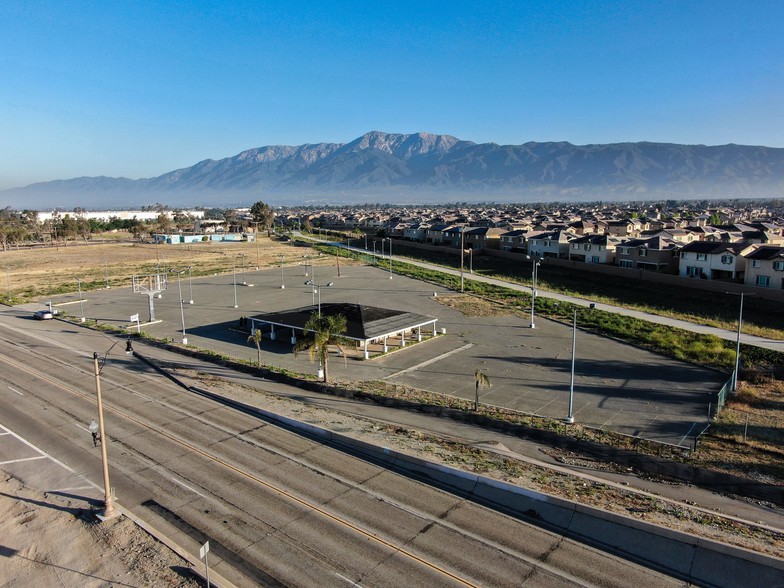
0,313,688,587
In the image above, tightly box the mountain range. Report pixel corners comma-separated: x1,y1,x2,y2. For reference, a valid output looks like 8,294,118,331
4,131,784,209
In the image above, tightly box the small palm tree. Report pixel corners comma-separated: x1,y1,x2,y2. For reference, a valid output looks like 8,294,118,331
293,312,351,383
474,368,491,411
247,329,263,367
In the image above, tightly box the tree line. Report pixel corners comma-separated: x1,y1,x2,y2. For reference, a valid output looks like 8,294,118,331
0,200,278,250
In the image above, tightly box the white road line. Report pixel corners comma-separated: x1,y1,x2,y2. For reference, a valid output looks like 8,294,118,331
132,391,154,402
0,456,47,465
8,386,23,395
335,573,364,587
75,423,90,433
170,477,206,498
384,343,474,379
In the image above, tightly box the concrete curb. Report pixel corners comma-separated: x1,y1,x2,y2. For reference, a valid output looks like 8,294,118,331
119,506,238,588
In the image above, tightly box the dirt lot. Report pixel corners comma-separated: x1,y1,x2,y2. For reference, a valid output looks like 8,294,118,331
0,474,201,587
2,237,325,303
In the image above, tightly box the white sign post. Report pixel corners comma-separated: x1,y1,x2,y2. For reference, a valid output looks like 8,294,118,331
130,314,140,333
199,541,210,588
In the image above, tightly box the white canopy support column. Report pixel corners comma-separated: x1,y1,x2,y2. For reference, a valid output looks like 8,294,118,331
270,324,276,341
290,328,297,344
364,340,369,359
383,336,388,353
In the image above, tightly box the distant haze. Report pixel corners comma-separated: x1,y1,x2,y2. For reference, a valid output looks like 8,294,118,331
3,131,784,209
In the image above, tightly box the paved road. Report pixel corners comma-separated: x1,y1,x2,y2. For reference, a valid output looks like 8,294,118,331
0,316,688,587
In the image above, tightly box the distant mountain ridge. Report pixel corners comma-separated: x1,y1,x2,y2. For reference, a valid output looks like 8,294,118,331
4,131,784,208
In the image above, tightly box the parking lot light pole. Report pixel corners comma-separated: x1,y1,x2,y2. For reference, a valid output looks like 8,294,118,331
527,256,540,329
460,228,465,293
566,308,577,424
232,259,238,308
305,280,333,316
280,253,285,289
727,291,754,392
170,269,187,344
387,238,393,279
78,277,85,322
187,266,194,304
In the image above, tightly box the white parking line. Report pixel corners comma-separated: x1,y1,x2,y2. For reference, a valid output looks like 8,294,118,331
8,386,23,395
384,343,474,379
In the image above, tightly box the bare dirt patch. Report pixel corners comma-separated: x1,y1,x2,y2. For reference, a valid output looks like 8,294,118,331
0,473,200,587
434,294,516,317
2,237,328,303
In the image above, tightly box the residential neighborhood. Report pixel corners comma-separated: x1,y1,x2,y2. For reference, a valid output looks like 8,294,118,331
5,199,784,292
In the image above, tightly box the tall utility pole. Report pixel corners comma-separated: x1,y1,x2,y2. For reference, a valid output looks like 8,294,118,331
93,352,116,519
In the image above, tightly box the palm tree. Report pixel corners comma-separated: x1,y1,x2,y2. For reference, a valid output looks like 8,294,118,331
247,328,263,367
293,312,350,383
474,368,491,411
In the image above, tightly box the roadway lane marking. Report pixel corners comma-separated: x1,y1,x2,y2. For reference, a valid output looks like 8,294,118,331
170,477,206,498
8,386,23,395
0,456,47,465
335,573,363,587
52,485,96,492
383,343,474,379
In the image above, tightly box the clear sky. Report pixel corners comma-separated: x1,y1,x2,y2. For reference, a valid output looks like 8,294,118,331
1,0,782,190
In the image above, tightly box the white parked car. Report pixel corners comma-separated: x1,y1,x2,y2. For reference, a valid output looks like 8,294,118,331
33,309,54,320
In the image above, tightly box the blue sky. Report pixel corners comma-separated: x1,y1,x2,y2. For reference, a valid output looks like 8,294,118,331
1,0,782,190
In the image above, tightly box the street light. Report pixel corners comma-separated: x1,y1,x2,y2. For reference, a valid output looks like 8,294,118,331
78,277,85,322
170,269,187,344
526,256,541,329
386,238,392,279
90,342,132,520
727,291,755,392
566,308,577,424
232,258,238,308
460,228,465,293
252,221,261,269
187,266,194,304
304,280,333,316
103,257,110,289
280,253,285,289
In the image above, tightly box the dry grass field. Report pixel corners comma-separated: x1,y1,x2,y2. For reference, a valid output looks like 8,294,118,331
0,237,328,303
